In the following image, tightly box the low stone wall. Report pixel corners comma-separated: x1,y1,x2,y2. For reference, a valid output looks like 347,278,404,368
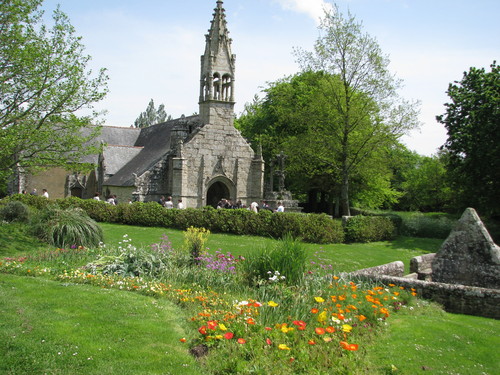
351,273,500,320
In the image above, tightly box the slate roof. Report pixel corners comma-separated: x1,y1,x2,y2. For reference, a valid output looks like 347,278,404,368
81,126,141,164
104,115,201,187
102,145,143,176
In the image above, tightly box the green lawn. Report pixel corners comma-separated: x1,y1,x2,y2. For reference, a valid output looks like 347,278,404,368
0,273,202,375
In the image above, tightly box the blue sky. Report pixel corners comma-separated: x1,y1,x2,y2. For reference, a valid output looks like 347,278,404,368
40,0,499,156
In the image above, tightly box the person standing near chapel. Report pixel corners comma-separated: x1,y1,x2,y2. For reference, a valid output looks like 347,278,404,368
42,189,49,198
177,199,185,209
164,196,174,209
276,202,284,212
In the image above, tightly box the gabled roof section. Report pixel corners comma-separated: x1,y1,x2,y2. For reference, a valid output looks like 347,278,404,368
104,115,201,187
80,126,141,164
102,145,143,176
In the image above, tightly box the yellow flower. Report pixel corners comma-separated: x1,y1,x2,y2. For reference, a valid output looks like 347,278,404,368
218,323,227,331
268,300,279,307
317,310,328,323
342,324,353,333
278,344,291,350
314,296,325,303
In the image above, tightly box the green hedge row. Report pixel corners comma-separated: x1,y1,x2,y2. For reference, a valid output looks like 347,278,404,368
2,195,397,244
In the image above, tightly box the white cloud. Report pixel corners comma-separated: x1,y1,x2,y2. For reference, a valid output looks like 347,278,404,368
273,0,333,24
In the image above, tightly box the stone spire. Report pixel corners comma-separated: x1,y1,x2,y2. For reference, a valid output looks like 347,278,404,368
199,0,236,126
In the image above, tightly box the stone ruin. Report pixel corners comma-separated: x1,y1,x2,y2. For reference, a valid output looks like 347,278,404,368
349,208,500,319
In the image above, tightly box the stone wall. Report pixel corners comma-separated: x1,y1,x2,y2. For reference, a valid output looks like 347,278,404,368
352,273,500,320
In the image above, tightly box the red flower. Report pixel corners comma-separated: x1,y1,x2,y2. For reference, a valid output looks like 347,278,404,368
207,320,218,330
315,327,326,335
265,326,273,331
308,340,316,345
311,308,319,314
246,318,256,325
179,338,187,343
326,326,336,333
237,338,246,344
224,332,234,340
198,325,207,335
266,338,272,345
340,341,359,351
292,320,307,330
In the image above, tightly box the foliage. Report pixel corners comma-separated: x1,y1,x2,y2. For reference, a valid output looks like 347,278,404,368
294,5,420,216
183,226,211,264
399,213,455,239
30,206,103,248
241,234,308,286
386,145,452,212
0,200,30,223
133,98,172,128
344,215,395,243
0,0,108,181
436,61,500,217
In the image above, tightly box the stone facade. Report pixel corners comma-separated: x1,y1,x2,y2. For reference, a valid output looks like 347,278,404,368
10,1,264,207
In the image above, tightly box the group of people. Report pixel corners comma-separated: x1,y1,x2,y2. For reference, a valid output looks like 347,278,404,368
21,188,49,198
158,196,184,209
219,198,284,213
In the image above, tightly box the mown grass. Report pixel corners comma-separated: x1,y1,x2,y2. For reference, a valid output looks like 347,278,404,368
365,302,500,374
0,273,202,375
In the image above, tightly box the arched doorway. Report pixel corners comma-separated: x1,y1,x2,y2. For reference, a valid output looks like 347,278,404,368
206,180,230,208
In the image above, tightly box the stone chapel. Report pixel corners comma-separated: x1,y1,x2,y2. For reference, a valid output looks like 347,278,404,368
14,0,265,208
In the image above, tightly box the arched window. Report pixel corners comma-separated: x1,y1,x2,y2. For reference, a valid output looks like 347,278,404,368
222,74,232,101
213,73,221,100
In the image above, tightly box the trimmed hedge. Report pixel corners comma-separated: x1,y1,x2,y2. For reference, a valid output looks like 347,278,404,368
2,195,406,244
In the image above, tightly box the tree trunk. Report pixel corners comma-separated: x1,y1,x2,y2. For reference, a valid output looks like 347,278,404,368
340,167,350,217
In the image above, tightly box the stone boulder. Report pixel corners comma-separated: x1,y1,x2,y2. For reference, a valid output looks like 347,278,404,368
431,208,500,288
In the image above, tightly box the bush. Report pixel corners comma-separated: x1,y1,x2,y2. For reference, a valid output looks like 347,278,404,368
399,214,454,239
31,206,103,248
344,215,395,243
241,234,307,286
0,201,30,223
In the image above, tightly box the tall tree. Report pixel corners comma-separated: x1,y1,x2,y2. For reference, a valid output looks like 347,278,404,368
133,99,171,128
436,61,500,216
0,0,109,182
294,4,420,216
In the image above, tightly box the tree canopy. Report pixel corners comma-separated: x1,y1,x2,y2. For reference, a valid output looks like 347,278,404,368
437,61,499,216
293,5,420,216
238,5,420,216
0,0,108,183
133,99,171,128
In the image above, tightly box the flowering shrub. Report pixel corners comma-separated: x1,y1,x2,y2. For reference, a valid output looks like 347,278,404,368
183,227,211,265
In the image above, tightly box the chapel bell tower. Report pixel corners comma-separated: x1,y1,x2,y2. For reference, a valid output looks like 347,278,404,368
199,0,236,126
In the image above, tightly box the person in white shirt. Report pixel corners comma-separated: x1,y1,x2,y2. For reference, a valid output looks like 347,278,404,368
276,202,284,212
42,189,49,198
250,201,259,213
164,196,174,209
177,199,185,209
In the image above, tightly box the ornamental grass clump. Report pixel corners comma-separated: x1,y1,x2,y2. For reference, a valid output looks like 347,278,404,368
241,233,307,286
30,206,103,248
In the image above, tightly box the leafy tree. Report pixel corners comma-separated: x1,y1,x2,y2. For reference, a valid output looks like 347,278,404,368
294,5,420,216
436,61,500,217
0,0,109,183
133,99,171,128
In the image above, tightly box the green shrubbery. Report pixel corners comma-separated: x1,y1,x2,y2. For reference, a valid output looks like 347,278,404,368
399,213,455,239
344,215,395,243
30,206,103,248
0,201,30,223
